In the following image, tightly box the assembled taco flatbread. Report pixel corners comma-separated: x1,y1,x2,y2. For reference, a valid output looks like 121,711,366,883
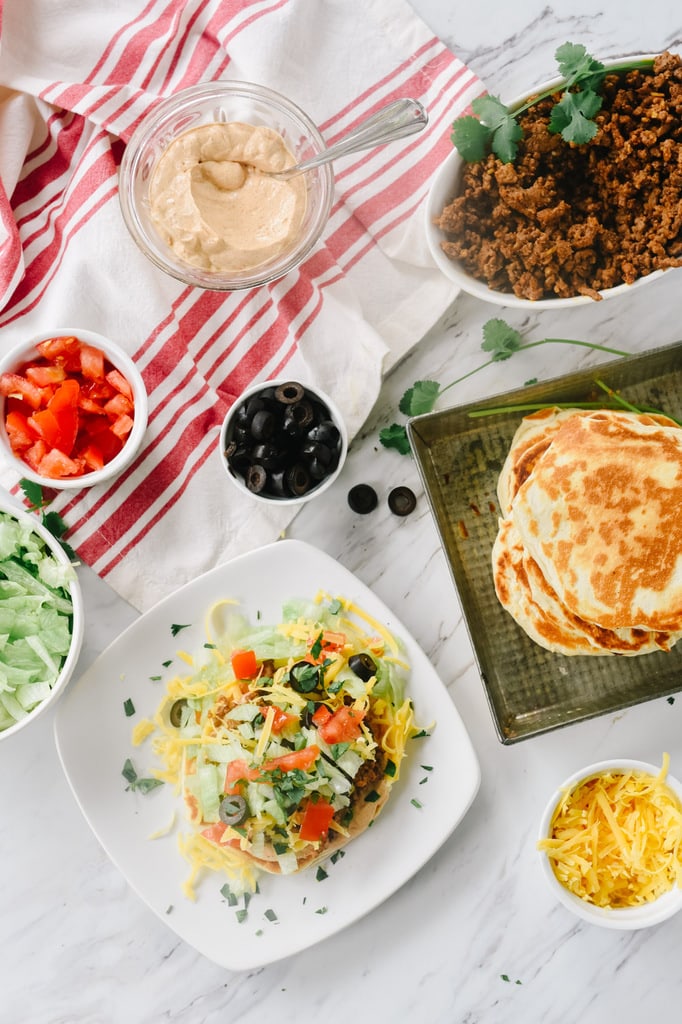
148,592,416,894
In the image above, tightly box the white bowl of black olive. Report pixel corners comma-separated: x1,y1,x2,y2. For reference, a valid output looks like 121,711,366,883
220,378,348,504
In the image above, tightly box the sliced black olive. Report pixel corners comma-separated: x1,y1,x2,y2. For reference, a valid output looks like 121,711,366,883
307,420,340,448
250,443,283,470
286,463,312,495
289,400,314,430
275,381,305,405
219,794,248,826
388,486,417,516
268,468,289,496
301,441,333,467
288,660,322,693
348,483,378,514
169,699,188,728
348,652,377,681
250,409,276,441
225,444,251,472
307,458,329,481
245,464,267,493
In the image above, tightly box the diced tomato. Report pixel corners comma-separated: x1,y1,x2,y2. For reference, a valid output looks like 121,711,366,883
104,392,133,419
230,649,259,680
200,823,241,846
24,439,49,471
106,368,133,401
48,378,80,412
270,706,298,733
24,364,66,387
224,758,260,793
311,704,332,727
0,373,46,410
317,706,366,744
78,395,108,416
80,442,105,472
5,410,37,452
299,798,335,842
110,413,134,438
79,343,105,381
36,335,81,369
262,745,320,774
37,447,84,479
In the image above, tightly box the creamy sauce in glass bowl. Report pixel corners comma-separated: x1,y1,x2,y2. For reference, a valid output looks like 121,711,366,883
148,121,307,273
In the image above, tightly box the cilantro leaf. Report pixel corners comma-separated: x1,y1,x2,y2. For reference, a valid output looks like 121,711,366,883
481,319,524,360
19,478,46,510
554,42,605,91
549,89,602,144
379,423,411,454
400,380,441,416
171,623,191,637
451,114,493,162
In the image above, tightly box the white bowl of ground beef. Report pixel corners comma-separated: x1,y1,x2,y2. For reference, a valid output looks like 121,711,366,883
425,51,682,308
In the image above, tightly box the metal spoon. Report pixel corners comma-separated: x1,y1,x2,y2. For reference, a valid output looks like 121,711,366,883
267,98,428,180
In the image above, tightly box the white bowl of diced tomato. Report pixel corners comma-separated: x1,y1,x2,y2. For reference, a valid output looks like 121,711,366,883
0,329,148,489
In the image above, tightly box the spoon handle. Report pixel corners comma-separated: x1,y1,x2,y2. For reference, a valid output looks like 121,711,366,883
275,98,428,179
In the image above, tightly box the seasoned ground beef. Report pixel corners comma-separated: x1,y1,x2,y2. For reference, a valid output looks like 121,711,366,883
435,51,682,301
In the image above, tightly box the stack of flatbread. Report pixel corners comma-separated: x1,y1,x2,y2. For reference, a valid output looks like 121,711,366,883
492,407,682,656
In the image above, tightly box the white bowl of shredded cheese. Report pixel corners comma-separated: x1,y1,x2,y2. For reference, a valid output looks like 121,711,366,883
537,756,682,929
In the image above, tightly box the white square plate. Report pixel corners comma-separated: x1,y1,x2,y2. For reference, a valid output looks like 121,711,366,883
54,539,480,970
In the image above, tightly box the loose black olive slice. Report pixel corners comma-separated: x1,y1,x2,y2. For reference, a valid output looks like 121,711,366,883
245,464,267,493
275,381,305,405
169,699,188,728
288,660,322,693
348,652,377,681
348,483,378,514
218,794,248,826
388,486,417,516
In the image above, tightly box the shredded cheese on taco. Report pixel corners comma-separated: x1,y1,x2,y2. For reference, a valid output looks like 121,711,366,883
538,754,682,907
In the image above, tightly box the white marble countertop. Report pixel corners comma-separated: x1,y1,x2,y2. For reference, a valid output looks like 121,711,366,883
3,2,682,1022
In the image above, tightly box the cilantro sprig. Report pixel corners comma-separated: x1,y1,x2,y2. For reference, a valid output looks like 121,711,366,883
19,479,77,561
452,43,653,163
379,319,629,454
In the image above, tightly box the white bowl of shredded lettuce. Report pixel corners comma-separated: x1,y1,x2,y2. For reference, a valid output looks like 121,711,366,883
0,501,84,741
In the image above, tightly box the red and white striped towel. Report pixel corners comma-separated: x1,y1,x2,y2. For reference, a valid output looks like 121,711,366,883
0,0,482,612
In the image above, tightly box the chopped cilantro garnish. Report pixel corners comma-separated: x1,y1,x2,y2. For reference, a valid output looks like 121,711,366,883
162,660,172,667
310,631,324,659
121,758,164,794
264,908,278,922
420,764,433,772
123,698,135,717
316,866,328,881
220,883,238,906
330,850,346,865
411,798,423,809
315,906,328,915
384,759,397,777
364,790,381,803
170,623,191,637
149,675,162,682
328,598,342,614
330,742,350,759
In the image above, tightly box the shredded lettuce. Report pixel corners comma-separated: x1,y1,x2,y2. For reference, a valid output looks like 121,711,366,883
0,511,75,731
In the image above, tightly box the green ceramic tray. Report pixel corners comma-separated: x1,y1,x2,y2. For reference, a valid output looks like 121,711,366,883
408,340,682,744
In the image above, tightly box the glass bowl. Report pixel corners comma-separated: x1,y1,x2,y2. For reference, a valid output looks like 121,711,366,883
0,328,148,490
537,758,682,929
119,81,334,291
220,377,348,506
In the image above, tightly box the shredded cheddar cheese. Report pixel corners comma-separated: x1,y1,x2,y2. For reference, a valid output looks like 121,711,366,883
538,754,682,907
